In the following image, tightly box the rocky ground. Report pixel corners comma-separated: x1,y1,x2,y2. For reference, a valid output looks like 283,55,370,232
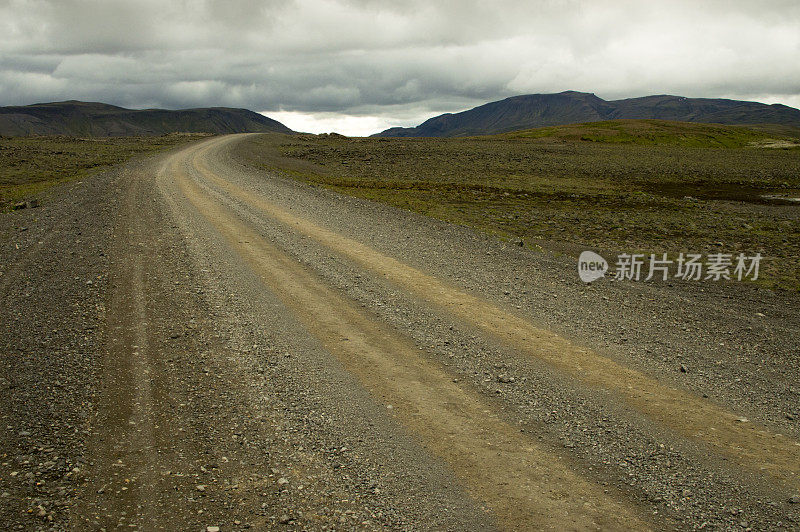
0,170,114,528
0,133,798,530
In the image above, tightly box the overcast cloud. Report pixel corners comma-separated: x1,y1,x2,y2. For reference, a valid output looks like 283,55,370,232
1,0,799,135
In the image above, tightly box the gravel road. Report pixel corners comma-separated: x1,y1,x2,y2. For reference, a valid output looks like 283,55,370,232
1,133,798,530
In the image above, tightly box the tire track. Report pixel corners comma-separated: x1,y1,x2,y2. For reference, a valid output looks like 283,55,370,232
167,139,651,531
73,168,160,530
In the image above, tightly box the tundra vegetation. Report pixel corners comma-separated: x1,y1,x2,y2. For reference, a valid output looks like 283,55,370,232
0,134,207,208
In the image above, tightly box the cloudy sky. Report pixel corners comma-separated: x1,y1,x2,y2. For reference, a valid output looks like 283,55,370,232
1,0,798,135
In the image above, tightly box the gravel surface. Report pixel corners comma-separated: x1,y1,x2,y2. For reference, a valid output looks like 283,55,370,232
0,173,115,529
1,133,798,530
227,134,800,529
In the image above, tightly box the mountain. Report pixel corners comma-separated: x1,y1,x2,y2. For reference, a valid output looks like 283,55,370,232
374,91,800,137
0,100,293,136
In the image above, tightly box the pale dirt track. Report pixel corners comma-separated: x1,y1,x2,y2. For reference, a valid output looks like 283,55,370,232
2,133,799,530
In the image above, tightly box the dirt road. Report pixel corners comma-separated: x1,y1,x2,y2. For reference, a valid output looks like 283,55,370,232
1,134,799,530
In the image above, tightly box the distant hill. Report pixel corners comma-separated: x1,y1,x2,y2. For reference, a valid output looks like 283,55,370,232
0,101,294,137
374,91,800,137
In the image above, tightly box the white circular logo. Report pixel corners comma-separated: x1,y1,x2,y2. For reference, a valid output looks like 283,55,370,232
578,251,608,283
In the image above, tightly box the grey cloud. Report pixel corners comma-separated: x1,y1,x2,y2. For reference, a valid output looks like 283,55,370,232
0,0,798,125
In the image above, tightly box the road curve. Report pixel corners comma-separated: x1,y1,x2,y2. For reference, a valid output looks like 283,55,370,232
66,134,800,530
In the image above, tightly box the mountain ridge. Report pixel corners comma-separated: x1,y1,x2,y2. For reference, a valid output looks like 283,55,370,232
374,91,800,137
0,100,293,136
